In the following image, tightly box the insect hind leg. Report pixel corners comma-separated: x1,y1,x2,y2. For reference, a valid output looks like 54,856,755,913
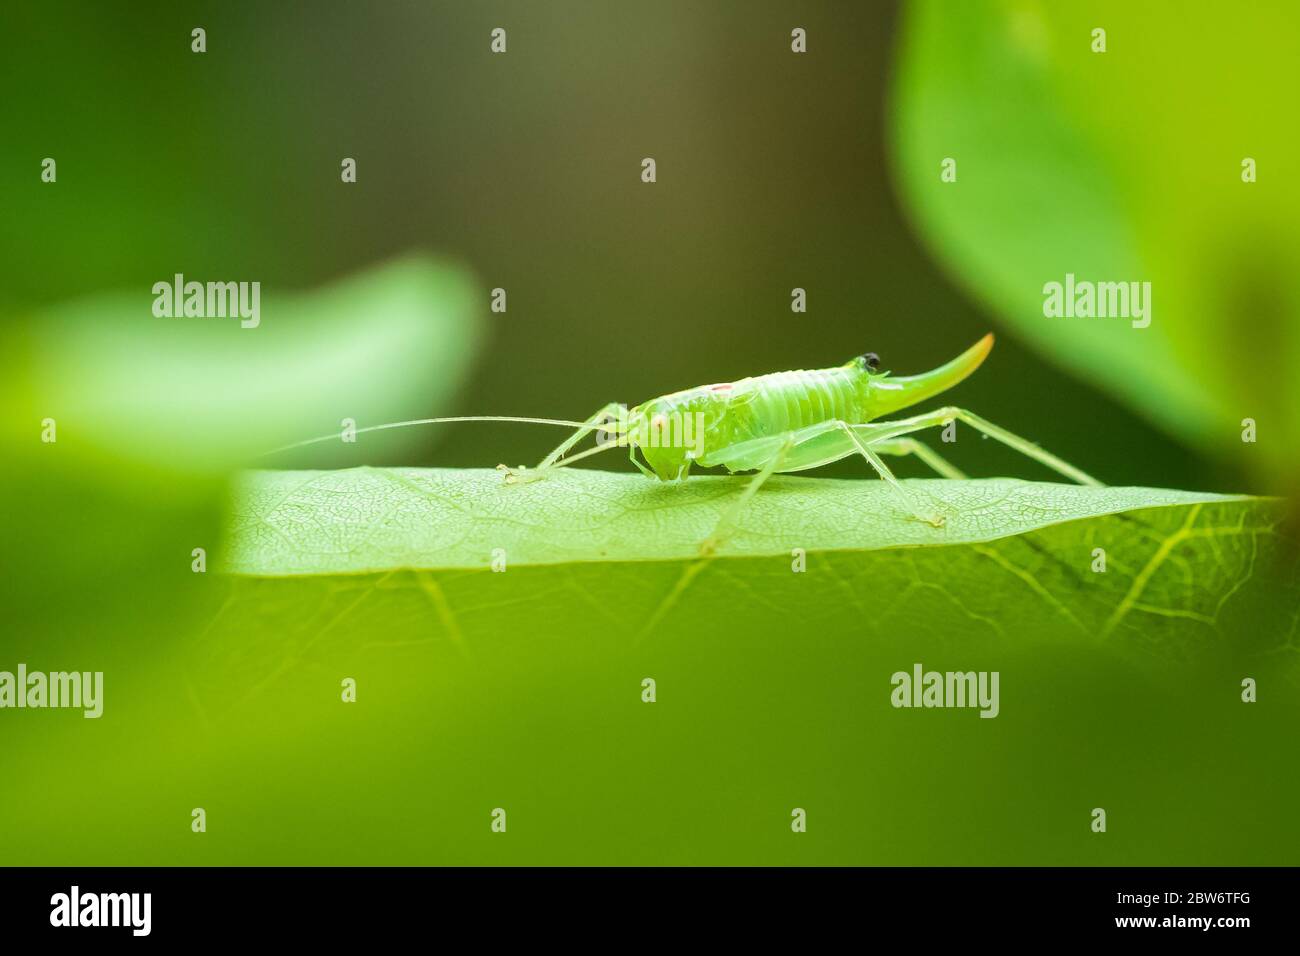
855,406,1100,486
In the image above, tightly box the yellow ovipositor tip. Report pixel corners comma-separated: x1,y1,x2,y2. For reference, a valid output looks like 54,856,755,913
872,333,996,416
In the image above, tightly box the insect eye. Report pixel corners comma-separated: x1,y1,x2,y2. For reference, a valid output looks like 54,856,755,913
861,352,881,371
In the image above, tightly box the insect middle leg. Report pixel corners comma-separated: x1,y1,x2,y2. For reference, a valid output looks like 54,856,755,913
498,402,625,483
868,438,967,480
696,420,947,555
698,435,794,556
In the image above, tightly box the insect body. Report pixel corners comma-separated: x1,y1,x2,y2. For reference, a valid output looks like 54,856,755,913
270,334,1099,553
495,333,1099,551
624,345,970,483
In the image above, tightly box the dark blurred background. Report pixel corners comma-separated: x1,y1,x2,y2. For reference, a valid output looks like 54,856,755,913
2,0,1240,491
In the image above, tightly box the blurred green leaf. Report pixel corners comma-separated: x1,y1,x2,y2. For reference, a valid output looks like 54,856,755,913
10,254,484,474
0,254,483,668
890,0,1300,482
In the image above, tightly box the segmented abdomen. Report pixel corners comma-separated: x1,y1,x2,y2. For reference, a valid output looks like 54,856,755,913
728,368,861,440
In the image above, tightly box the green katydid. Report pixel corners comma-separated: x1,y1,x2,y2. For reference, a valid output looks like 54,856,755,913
270,334,1099,553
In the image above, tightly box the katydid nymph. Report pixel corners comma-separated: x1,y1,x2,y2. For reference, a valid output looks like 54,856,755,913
271,334,1100,554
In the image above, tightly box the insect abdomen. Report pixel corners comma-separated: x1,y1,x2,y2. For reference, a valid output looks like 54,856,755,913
732,368,862,439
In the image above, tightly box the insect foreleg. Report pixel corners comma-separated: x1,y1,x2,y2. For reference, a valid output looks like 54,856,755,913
628,442,656,478
499,402,625,484
858,406,1100,486
699,435,794,556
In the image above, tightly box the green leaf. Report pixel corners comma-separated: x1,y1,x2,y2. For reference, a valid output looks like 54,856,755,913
227,468,1253,571
9,254,484,472
890,1,1300,479
208,469,1294,681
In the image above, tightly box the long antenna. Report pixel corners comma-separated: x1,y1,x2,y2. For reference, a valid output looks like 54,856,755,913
259,415,614,458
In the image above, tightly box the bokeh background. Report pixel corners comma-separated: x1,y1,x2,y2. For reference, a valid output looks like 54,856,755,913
10,0,1294,489
2,1,1296,865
